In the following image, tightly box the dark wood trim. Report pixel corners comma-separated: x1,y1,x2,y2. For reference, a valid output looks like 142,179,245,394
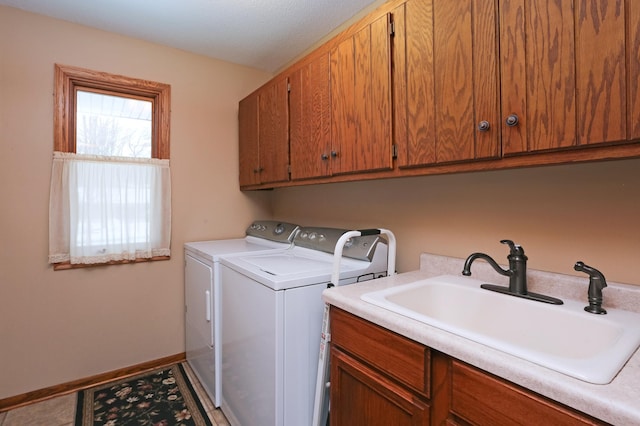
52,255,171,271
241,142,640,190
0,352,185,412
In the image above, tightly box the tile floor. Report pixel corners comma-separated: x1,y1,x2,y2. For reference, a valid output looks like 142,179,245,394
0,363,229,426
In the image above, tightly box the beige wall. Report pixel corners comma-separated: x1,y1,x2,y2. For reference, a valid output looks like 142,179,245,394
272,159,640,285
0,6,272,399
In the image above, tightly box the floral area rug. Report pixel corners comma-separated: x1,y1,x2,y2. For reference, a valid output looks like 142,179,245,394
75,363,212,426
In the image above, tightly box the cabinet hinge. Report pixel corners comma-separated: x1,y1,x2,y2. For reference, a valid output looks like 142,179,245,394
287,82,291,92
287,164,291,174
389,21,395,37
392,144,398,159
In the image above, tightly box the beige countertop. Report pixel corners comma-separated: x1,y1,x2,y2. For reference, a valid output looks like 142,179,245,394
322,253,640,425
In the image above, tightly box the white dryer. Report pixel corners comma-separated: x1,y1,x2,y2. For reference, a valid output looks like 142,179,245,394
184,220,299,407
219,227,391,426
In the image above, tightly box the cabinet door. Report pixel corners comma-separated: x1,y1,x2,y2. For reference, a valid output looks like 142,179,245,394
395,0,500,168
289,53,332,180
450,360,606,425
238,93,260,187
258,76,290,184
330,347,430,426
330,14,393,175
630,2,640,140
500,0,629,154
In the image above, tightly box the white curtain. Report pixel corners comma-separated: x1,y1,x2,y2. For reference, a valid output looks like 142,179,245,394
49,151,171,265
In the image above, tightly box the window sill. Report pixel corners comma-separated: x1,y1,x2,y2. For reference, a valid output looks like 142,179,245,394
52,256,170,271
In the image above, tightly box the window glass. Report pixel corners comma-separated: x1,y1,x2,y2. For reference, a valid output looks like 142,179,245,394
76,90,153,158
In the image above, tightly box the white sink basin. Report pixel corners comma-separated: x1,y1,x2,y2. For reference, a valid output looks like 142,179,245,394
361,275,640,384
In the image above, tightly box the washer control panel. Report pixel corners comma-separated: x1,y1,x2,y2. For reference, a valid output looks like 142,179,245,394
245,220,300,243
293,227,386,261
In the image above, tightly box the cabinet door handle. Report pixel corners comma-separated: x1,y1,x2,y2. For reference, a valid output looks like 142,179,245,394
321,153,329,160
330,151,338,158
477,121,490,132
505,114,519,127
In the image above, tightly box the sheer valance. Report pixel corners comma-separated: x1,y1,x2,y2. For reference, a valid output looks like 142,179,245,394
49,152,171,265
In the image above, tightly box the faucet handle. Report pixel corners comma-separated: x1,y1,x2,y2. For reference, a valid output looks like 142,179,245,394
500,239,524,255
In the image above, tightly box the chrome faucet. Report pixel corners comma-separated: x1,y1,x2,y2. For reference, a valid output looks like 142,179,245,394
462,240,563,305
574,261,608,314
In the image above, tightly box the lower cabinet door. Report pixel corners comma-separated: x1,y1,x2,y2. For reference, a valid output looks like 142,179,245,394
330,347,429,426
450,360,606,426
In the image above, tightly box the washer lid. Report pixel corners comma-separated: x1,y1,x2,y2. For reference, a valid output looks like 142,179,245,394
242,252,353,277
221,247,380,290
184,236,290,261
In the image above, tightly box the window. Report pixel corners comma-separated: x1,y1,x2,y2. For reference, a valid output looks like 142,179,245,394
75,90,153,157
49,65,171,270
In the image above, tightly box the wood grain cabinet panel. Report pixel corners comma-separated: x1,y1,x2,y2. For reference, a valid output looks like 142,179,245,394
330,347,430,426
238,93,260,187
289,53,332,180
331,306,430,397
449,360,607,426
500,0,633,155
330,13,393,175
330,307,430,426
628,1,640,140
238,77,290,186
258,77,290,184
394,0,500,168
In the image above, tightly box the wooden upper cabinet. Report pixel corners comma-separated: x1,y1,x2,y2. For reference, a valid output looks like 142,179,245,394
289,53,332,180
330,13,394,175
394,0,500,168
238,77,290,187
628,1,640,140
258,77,290,184
500,0,631,155
238,93,260,187
239,0,640,190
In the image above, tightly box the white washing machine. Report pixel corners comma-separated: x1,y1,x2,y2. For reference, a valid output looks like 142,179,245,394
184,220,299,407
219,227,391,426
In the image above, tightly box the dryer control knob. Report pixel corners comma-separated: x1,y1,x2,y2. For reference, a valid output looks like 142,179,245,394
274,223,285,235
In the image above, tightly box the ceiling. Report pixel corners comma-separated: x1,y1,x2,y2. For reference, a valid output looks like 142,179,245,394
0,0,381,73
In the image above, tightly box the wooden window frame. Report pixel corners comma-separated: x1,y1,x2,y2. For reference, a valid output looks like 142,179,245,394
54,64,171,159
52,64,171,270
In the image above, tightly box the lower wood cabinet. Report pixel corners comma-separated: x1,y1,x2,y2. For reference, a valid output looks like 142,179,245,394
331,347,430,425
329,307,608,426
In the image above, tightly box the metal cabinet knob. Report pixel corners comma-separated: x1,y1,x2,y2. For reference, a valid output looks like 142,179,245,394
321,153,329,160
477,121,490,132
505,114,519,127
330,151,338,158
